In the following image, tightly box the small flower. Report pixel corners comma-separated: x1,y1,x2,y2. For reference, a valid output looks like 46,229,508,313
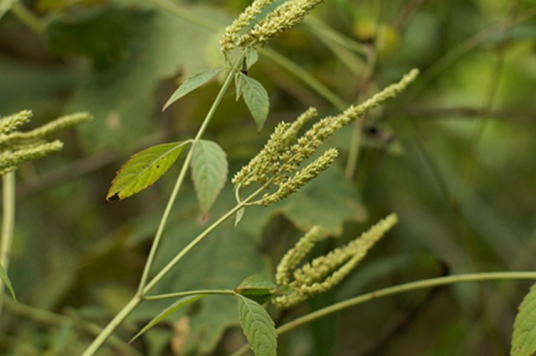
221,0,323,55
0,111,92,175
232,69,419,208
273,214,398,309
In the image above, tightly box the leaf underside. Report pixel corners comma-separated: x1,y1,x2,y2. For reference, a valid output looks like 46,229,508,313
163,67,224,111
236,73,269,131
190,140,228,213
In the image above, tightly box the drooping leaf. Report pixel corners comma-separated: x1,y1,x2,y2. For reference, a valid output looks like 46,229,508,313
0,264,16,301
236,72,269,131
107,141,190,201
237,295,277,356
130,295,206,343
511,283,536,356
163,68,224,111
245,47,259,69
235,275,276,304
190,140,228,213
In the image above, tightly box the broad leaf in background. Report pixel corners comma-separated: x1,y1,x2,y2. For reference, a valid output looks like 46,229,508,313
511,283,536,356
190,140,228,213
235,72,269,131
130,295,206,343
162,67,224,111
46,4,226,152
107,141,190,201
0,264,16,301
276,164,367,236
238,295,277,356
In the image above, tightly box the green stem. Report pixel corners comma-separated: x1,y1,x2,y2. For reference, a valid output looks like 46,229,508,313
85,51,248,356
0,171,16,315
141,186,263,295
231,271,536,356
138,52,246,293
81,295,142,356
144,289,235,301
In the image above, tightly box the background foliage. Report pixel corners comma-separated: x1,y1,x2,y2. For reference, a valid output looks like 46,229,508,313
1,0,536,355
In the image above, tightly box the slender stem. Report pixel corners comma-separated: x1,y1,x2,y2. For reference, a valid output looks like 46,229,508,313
144,289,235,301
81,295,142,356
231,271,536,356
142,186,263,295
86,52,250,355
0,171,16,315
138,52,246,293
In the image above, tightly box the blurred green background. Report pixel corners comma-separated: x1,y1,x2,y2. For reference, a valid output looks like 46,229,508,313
1,0,536,355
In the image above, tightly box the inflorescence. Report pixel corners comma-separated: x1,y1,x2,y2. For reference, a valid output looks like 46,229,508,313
221,0,323,55
233,69,419,207
0,111,92,175
273,214,398,309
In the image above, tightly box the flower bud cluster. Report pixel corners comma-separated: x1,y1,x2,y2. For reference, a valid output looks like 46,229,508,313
0,111,92,175
273,214,398,309
221,0,323,54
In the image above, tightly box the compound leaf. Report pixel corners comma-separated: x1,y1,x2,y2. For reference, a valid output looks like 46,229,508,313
107,141,190,201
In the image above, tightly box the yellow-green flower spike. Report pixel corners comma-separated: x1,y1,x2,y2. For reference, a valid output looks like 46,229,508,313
273,214,398,309
0,110,32,135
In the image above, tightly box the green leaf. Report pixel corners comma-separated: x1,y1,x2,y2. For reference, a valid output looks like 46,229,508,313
47,5,230,152
237,295,277,356
512,283,536,356
0,264,16,301
163,68,224,111
130,295,205,343
235,275,276,304
245,47,259,69
107,141,190,201
190,140,228,213
236,73,269,131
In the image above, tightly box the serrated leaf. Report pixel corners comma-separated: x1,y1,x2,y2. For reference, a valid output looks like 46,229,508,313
235,275,276,305
511,283,536,356
107,141,190,201
130,295,205,343
237,295,277,356
0,264,16,301
190,140,228,213
236,275,277,291
163,68,224,111
236,73,269,131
